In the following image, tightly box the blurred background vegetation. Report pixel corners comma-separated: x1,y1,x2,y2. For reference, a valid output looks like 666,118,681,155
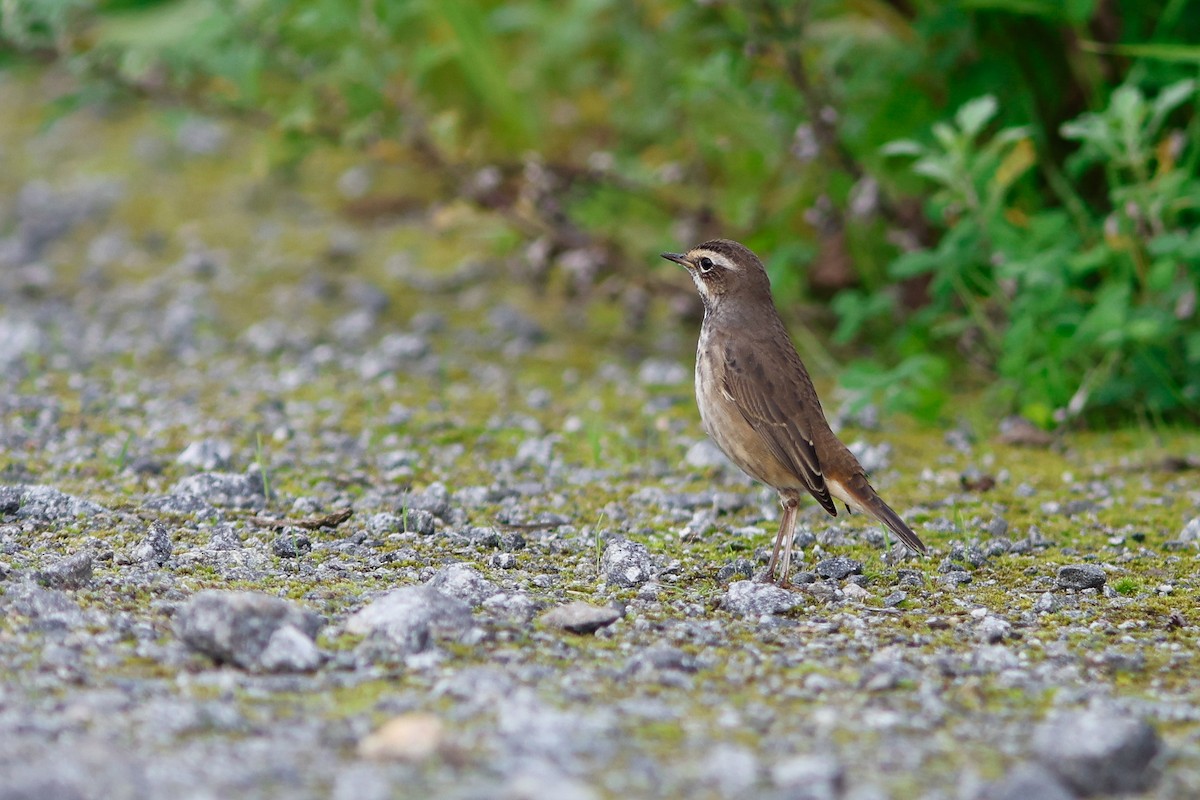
2,0,1198,428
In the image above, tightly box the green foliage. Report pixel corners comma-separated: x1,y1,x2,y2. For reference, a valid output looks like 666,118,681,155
877,82,1199,425
1112,577,1139,596
3,0,1198,424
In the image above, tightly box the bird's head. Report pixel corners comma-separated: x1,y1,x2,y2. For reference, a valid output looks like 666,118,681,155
660,239,773,313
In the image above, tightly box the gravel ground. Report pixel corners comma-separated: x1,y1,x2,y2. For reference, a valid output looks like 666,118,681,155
3,72,1200,799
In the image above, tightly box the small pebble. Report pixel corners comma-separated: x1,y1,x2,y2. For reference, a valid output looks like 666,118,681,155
358,714,444,762
601,539,654,588
272,530,312,558
815,556,862,581
539,602,621,634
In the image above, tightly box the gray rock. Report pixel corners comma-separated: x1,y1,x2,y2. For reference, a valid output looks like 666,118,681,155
3,583,85,629
984,537,1013,557
950,542,989,568
0,318,47,370
142,491,218,516
539,601,621,634
685,439,733,470
1057,564,1106,590
399,483,451,520
0,484,23,514
257,621,323,672
697,744,759,796
366,512,401,534
1180,516,1200,542
847,440,891,473
716,559,755,584
175,590,324,672
1032,707,1161,796
176,438,233,470
1033,592,1060,613
209,523,242,550
724,580,802,616
399,508,436,535
770,754,845,799
986,517,1010,538
9,178,122,264
815,556,863,581
501,766,599,800
975,616,1012,643
680,507,716,539
34,551,93,589
601,539,654,587
427,563,500,606
0,776,87,800
132,522,173,565
175,116,230,155
637,358,688,386
624,645,698,679
515,436,556,468
977,764,1074,800
331,764,394,800
169,471,266,510
272,529,312,558
347,585,473,652
462,526,526,551
491,552,519,569
5,485,107,520
359,333,431,379
941,570,972,587
482,592,540,622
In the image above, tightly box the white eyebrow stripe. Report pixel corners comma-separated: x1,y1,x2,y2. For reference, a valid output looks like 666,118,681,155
691,251,740,271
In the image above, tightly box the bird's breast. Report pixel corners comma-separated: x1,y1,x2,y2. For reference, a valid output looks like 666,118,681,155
694,331,802,491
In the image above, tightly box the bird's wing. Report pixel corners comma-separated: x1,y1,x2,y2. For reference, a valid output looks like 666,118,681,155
719,338,837,516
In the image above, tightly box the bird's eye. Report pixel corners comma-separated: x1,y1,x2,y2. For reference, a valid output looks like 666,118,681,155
697,256,715,273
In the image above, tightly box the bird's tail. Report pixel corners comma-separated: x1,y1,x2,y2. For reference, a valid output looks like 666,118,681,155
832,474,928,555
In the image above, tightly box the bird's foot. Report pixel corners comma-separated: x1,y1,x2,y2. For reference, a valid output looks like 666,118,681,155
755,568,795,590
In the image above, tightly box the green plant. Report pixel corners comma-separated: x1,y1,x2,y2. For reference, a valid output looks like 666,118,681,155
256,431,272,506
1113,577,1139,596
862,82,1198,425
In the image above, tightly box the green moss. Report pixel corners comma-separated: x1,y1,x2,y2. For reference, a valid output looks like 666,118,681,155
1112,577,1138,596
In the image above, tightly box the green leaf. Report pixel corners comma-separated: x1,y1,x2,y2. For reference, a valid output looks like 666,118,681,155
880,139,925,157
888,248,941,279
955,95,998,139
93,0,219,49
1081,41,1200,64
1149,79,1197,136
912,157,956,186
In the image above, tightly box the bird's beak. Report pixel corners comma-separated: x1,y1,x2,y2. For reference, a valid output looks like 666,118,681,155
661,252,691,269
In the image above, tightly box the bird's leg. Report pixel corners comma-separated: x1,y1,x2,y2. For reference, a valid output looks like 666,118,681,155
767,497,799,585
778,498,799,586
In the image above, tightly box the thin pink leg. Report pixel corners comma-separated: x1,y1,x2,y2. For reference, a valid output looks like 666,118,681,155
767,498,798,584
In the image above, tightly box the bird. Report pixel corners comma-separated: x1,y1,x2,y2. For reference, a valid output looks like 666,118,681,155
661,239,927,585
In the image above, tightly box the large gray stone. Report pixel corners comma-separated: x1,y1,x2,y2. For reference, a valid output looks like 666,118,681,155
426,563,500,606
347,585,473,653
1033,707,1161,796
175,590,324,672
723,580,802,616
1056,564,1106,590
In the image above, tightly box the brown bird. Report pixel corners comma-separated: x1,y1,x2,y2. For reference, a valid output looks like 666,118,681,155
662,239,927,584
